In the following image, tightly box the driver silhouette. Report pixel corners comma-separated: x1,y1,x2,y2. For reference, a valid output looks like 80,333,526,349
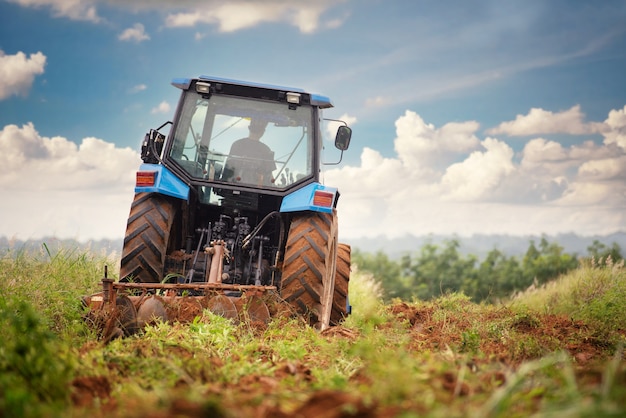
226,119,276,186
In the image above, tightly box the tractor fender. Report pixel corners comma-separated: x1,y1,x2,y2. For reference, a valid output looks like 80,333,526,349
134,163,189,200
279,182,338,213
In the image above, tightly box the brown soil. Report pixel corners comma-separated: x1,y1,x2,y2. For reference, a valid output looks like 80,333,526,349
72,299,621,417
163,297,204,323
71,376,112,408
388,301,607,367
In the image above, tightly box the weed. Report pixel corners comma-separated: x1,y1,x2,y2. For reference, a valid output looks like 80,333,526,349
461,329,481,354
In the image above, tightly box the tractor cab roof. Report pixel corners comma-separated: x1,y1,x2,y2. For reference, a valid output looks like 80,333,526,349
171,76,334,109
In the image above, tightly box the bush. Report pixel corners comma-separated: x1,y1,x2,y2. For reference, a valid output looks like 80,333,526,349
0,298,73,417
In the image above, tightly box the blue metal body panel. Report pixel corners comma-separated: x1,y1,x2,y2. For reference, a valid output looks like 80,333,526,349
171,78,192,90
135,163,190,201
279,182,337,214
171,76,333,109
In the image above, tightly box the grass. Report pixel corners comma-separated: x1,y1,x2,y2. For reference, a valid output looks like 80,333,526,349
0,244,625,417
511,256,626,341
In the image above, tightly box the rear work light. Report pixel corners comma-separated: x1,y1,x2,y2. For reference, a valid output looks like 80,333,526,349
136,171,157,187
313,190,334,208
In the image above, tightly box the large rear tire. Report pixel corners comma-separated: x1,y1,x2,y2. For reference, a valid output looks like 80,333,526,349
120,193,176,283
281,211,338,330
331,243,351,325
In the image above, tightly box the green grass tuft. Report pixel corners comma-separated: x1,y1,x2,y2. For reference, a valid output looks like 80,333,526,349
511,258,626,341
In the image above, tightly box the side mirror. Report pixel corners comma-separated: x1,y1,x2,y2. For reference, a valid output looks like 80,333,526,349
335,126,352,151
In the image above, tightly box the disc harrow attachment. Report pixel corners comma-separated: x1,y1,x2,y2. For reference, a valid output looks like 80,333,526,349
83,277,279,341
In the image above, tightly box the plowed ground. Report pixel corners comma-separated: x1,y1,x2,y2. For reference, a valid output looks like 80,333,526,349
69,300,625,417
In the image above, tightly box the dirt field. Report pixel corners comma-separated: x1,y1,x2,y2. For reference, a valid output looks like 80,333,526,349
68,299,625,417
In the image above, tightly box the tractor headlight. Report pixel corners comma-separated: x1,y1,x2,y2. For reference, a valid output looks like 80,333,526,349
195,82,211,94
286,92,301,105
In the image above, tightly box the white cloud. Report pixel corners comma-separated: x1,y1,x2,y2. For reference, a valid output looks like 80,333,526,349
325,106,626,239
10,0,345,34
128,84,147,94
364,96,391,108
161,0,344,33
577,156,626,181
0,122,139,190
393,110,481,173
151,100,171,114
441,138,515,201
0,122,140,240
8,0,101,22
118,23,150,42
488,105,606,136
603,105,626,150
0,50,47,100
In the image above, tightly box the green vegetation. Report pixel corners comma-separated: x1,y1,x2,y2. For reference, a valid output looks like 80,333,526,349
0,242,624,417
354,237,623,303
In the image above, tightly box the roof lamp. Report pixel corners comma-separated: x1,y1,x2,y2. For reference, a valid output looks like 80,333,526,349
195,82,211,94
286,92,301,105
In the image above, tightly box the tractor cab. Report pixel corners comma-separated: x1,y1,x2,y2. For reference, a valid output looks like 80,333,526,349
140,76,350,214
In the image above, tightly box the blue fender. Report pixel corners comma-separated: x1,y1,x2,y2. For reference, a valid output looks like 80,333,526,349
280,182,338,214
135,163,189,200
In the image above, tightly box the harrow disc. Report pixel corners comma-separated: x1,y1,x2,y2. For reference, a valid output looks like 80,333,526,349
137,296,168,327
239,295,270,324
205,294,239,320
105,295,139,340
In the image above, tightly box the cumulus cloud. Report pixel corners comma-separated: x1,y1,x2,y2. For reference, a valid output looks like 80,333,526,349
603,105,626,150
8,0,101,22
0,122,140,240
441,138,515,201
0,50,47,100
151,100,171,114
326,106,626,238
118,23,150,42
393,110,481,173
488,105,606,136
0,122,139,190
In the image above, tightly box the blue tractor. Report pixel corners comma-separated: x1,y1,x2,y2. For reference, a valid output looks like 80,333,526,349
85,76,352,337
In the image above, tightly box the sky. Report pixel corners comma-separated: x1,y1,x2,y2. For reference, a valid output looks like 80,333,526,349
1,0,625,242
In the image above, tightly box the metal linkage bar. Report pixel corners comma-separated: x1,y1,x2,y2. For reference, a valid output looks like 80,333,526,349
111,281,277,292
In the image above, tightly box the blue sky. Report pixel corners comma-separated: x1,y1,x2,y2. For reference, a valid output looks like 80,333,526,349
1,0,625,241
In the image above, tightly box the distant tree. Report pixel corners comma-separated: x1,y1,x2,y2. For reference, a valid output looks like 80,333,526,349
351,249,407,301
353,236,581,304
522,237,578,286
586,240,623,264
401,240,477,300
471,248,524,302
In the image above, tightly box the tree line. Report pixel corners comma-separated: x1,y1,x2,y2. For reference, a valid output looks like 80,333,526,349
352,238,623,303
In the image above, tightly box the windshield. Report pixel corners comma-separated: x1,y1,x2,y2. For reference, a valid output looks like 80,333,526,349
169,91,314,190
